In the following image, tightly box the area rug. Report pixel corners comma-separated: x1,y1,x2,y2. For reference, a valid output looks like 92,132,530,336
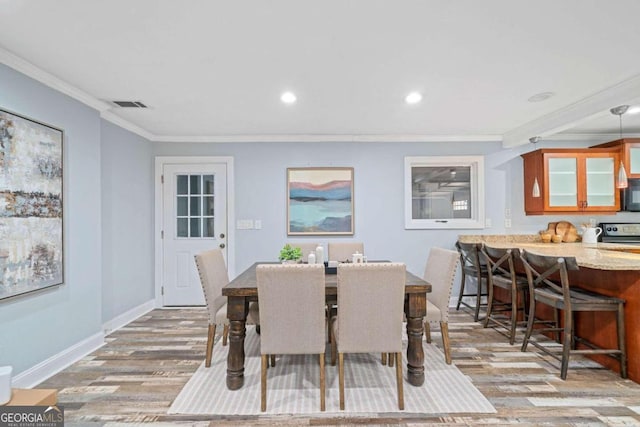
169,327,496,415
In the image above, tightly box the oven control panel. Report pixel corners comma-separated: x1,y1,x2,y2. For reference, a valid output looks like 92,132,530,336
599,223,640,237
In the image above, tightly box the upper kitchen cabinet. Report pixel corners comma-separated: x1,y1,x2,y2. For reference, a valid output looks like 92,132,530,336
522,148,620,215
591,138,640,179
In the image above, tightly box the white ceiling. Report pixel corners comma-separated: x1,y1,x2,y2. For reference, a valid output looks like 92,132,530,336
1,0,640,145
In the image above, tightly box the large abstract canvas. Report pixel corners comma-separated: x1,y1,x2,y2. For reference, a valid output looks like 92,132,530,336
287,167,354,235
0,109,63,300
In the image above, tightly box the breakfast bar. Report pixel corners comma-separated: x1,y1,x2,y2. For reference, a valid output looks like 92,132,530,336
459,235,640,382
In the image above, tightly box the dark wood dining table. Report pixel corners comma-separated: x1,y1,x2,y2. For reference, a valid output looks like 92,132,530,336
221,262,431,390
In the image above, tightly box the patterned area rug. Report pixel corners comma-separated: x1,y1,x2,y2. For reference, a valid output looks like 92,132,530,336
169,327,496,415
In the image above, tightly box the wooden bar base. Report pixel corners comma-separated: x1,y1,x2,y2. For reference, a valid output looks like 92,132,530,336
2,388,57,406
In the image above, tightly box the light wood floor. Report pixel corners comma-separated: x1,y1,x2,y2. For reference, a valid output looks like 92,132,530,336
40,308,640,426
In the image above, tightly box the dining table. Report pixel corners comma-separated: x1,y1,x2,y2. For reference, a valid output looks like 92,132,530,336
221,262,431,390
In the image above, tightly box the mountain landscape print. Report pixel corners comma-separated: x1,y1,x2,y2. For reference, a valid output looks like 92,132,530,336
287,168,354,235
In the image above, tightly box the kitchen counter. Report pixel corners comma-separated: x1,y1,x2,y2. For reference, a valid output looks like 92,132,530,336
458,235,640,270
458,234,640,382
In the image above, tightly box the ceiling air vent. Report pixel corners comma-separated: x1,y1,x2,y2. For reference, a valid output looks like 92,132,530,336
111,100,148,108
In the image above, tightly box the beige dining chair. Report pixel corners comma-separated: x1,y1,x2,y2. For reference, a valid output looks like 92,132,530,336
194,249,259,368
287,242,319,263
331,263,406,410
256,264,326,412
328,242,364,263
423,247,460,365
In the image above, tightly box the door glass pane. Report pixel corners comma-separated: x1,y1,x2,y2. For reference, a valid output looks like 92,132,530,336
190,175,201,195
177,196,188,216
177,175,188,195
190,196,201,216
204,217,214,237
190,218,201,237
630,147,640,174
177,218,188,237
586,157,614,206
203,175,214,195
548,158,577,206
203,196,214,216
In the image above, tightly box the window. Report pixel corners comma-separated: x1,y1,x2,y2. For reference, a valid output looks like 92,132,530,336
404,156,485,229
176,174,215,238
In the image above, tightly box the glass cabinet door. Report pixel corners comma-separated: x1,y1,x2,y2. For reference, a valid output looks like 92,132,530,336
585,157,615,207
630,146,640,175
547,157,577,207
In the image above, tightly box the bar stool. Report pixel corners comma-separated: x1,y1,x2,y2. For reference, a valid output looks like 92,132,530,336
480,245,529,345
455,241,489,322
519,250,627,380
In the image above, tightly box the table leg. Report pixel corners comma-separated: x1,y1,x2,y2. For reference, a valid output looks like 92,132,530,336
226,296,248,390
405,293,426,386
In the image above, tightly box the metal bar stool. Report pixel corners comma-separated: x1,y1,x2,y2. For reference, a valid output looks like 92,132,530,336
455,241,489,322
519,250,627,380
480,245,530,345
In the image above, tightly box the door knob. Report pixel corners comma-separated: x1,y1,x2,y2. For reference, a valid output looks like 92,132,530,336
219,233,225,238
219,243,226,249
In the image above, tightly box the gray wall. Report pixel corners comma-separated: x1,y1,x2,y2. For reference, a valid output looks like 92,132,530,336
101,120,154,323
0,64,103,375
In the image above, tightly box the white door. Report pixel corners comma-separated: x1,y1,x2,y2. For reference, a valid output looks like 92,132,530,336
162,163,227,306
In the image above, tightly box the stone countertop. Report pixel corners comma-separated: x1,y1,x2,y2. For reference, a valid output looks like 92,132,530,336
458,234,640,271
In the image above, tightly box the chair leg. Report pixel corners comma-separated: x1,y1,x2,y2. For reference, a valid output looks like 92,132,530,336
553,309,561,343
521,296,536,352
319,353,326,411
440,321,452,365
456,271,467,310
560,309,572,380
331,325,337,366
222,324,229,346
617,303,628,379
261,354,268,412
381,353,387,365
424,321,432,343
270,354,276,367
388,352,394,367
484,277,494,328
205,324,216,368
509,286,518,345
395,352,404,410
338,353,345,410
473,276,483,322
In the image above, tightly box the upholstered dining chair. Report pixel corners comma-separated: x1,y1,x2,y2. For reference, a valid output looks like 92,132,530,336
519,250,627,380
194,249,259,368
331,263,406,410
455,241,489,322
287,242,319,263
328,242,364,263
423,247,460,365
256,264,326,412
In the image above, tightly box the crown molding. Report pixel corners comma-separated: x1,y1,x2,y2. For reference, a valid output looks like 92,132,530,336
100,110,155,140
150,133,502,143
502,73,640,148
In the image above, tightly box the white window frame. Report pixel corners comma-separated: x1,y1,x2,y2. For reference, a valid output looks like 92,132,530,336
404,155,485,229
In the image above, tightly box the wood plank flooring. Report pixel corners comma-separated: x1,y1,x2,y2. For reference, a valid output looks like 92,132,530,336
39,308,640,426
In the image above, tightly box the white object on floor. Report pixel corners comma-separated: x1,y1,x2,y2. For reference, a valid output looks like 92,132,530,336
0,366,12,405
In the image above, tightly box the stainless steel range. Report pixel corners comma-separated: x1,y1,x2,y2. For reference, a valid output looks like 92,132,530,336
599,222,640,244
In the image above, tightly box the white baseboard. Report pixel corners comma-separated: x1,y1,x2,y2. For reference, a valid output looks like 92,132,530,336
12,332,105,388
102,299,155,336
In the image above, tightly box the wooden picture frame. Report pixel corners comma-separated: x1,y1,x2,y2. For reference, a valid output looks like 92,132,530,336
0,108,64,300
287,167,354,235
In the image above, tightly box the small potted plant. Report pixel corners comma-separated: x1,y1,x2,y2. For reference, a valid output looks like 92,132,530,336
279,244,302,263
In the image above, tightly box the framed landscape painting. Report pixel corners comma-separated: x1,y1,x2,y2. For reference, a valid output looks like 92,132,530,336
0,108,64,300
287,167,354,235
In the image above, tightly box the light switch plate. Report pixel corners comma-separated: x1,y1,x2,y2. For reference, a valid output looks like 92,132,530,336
236,219,254,229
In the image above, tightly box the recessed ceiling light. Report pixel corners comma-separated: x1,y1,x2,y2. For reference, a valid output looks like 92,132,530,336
405,92,423,105
627,106,640,114
280,91,297,104
527,92,555,103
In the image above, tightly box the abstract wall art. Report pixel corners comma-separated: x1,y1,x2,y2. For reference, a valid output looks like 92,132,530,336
0,108,63,300
287,167,354,235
